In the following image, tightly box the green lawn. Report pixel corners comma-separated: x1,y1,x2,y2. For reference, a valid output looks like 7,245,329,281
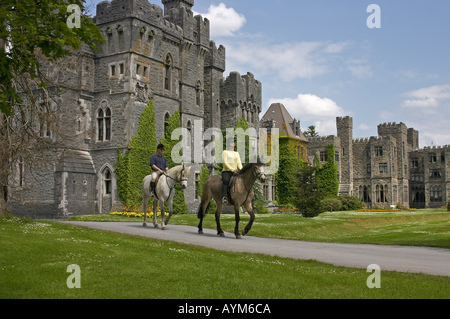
1,215,449,299
69,209,450,248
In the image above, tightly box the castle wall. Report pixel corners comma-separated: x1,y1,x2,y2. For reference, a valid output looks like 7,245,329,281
7,0,262,218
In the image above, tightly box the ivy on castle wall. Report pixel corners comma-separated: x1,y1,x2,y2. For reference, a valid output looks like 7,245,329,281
115,100,157,207
276,136,306,205
316,144,339,197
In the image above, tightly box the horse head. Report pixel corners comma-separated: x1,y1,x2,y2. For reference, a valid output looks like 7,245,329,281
179,163,191,189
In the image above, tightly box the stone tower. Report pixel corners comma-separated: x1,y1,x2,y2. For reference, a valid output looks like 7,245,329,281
162,0,194,13
336,116,353,195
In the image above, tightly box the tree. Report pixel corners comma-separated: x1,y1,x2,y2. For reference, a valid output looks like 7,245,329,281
0,0,104,114
0,0,104,214
115,101,157,207
303,125,319,138
294,164,325,218
316,144,339,197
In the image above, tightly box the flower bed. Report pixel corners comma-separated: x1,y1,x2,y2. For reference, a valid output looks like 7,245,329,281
109,205,169,218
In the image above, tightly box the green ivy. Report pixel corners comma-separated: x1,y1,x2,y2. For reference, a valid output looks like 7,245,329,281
316,144,339,197
114,101,157,207
276,137,306,205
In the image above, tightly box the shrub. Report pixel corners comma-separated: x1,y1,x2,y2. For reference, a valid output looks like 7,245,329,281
339,195,365,211
294,165,325,218
320,197,343,212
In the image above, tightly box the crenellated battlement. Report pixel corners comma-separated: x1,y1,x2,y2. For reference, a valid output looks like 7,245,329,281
307,135,339,143
422,145,450,150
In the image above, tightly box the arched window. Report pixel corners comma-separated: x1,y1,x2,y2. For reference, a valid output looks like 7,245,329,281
164,54,172,91
196,81,202,106
164,113,170,139
104,168,112,195
97,109,104,141
97,107,111,141
105,108,111,141
186,120,192,148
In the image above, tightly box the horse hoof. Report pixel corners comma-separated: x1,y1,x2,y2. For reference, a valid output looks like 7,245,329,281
219,233,225,237
154,224,159,228
162,226,167,231
143,223,147,227
235,235,242,239
198,230,204,234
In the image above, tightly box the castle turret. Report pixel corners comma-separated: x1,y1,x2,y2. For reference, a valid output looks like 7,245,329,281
162,0,194,14
337,116,353,195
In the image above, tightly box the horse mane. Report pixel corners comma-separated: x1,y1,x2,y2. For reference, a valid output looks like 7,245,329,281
238,158,265,175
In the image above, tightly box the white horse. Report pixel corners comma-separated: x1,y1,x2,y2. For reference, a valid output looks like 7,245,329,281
142,164,191,230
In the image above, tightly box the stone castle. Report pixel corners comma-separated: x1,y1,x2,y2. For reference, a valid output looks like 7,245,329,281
7,0,262,218
307,116,449,209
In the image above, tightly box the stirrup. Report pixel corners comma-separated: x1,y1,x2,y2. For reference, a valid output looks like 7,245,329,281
222,197,228,204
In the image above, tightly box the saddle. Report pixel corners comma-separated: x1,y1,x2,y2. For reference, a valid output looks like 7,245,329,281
150,173,163,200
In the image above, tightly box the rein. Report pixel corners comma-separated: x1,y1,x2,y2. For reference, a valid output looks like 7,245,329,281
162,167,187,202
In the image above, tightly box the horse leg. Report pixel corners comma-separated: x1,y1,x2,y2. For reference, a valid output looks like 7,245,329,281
161,200,167,231
234,204,242,239
153,199,159,228
143,194,149,227
215,201,225,237
164,198,173,226
242,202,255,237
198,188,212,235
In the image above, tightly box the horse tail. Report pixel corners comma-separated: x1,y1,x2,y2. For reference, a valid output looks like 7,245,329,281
197,200,211,219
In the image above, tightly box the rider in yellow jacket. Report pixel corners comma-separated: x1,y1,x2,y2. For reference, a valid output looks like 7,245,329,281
222,137,243,204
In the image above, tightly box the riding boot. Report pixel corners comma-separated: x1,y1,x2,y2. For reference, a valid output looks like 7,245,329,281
150,181,155,196
222,184,228,204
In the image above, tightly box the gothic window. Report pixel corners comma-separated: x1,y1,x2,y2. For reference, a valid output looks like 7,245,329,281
105,108,111,141
320,151,327,162
38,102,52,138
411,158,419,168
195,172,200,200
104,168,112,195
164,55,172,91
97,109,104,141
363,186,371,203
97,107,111,142
376,185,387,203
186,120,192,148
164,113,170,139
196,81,202,106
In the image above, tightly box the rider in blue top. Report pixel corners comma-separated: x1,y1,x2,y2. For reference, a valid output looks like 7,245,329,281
149,144,169,196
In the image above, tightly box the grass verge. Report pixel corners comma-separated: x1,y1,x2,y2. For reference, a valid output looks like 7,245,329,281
1,216,449,299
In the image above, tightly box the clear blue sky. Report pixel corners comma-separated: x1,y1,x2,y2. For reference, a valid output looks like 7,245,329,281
90,0,450,147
